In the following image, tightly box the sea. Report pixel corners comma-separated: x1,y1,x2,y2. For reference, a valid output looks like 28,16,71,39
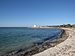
0,27,63,55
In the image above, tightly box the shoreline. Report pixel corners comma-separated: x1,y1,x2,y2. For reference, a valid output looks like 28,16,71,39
3,28,68,56
33,28,75,56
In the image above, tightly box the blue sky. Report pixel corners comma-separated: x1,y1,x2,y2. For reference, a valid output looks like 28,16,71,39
0,0,75,27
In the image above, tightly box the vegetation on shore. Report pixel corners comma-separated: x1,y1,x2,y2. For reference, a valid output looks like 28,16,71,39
42,24,75,28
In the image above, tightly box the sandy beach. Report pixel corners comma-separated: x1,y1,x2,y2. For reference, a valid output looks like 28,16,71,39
33,28,75,56
3,28,75,56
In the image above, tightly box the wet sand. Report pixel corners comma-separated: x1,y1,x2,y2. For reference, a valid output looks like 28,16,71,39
33,28,75,56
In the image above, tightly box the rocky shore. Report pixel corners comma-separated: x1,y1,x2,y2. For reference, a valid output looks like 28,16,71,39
2,28,67,56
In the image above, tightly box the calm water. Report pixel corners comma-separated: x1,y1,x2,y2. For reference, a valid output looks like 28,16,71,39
0,27,63,55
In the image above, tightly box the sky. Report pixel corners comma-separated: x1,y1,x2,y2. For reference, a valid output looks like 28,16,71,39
0,0,75,27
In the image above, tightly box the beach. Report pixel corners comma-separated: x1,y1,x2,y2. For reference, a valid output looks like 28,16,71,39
33,28,75,56
2,28,75,56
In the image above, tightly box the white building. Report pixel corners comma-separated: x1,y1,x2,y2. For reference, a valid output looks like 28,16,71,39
33,25,37,27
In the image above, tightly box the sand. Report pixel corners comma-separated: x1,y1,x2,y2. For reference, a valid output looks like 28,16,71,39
33,28,75,56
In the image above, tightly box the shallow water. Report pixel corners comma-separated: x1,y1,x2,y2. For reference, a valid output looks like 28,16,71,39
0,27,63,55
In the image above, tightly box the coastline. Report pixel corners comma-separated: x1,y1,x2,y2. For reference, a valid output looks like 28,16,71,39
33,28,75,56
3,28,68,56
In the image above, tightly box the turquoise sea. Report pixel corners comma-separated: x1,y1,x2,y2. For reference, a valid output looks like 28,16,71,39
0,27,63,55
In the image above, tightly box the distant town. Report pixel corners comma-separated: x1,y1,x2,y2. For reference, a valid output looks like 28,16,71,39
32,24,75,28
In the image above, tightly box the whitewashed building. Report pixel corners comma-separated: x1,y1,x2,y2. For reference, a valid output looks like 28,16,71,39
33,25,37,27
